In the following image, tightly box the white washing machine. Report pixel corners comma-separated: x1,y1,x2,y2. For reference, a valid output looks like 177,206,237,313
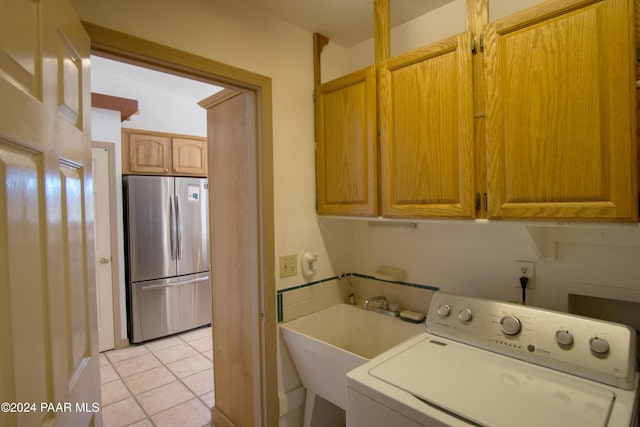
347,292,639,427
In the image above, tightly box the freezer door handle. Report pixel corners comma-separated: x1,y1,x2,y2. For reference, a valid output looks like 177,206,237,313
139,276,209,291
175,195,182,260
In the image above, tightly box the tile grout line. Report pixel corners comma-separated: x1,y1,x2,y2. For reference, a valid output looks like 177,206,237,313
172,334,216,420
100,327,214,427
111,334,211,426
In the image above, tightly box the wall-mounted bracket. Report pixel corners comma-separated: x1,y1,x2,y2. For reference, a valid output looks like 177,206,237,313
313,33,330,91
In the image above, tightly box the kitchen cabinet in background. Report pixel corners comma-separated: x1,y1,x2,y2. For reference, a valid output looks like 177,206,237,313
122,128,208,176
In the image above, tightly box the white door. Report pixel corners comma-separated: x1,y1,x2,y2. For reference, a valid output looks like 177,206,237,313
93,146,115,352
0,0,101,426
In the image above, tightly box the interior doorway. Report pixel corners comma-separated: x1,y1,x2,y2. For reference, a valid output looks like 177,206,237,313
91,53,220,351
92,143,117,352
85,23,277,426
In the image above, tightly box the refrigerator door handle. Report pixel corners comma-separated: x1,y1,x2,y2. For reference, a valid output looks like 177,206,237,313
170,195,177,260
139,276,209,291
175,195,182,260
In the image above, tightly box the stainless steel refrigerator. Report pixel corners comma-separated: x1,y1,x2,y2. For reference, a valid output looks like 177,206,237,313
123,175,211,343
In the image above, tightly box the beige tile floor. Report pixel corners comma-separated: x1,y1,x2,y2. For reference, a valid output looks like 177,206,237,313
99,326,215,427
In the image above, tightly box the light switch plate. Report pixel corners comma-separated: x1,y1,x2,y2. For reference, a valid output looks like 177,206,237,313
279,254,297,277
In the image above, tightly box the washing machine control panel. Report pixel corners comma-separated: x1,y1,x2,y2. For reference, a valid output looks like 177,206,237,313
426,292,637,390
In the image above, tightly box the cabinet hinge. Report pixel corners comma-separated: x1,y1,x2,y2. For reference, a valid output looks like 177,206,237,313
471,35,484,54
475,192,488,211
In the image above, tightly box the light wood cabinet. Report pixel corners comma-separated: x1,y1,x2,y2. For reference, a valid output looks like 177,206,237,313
172,137,209,176
484,0,637,221
380,33,475,218
315,66,378,215
124,132,171,174
314,0,637,221
122,128,208,176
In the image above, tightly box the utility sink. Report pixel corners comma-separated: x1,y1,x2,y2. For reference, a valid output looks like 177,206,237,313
280,304,424,426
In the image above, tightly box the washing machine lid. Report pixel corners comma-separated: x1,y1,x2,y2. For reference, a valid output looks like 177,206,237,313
368,336,616,427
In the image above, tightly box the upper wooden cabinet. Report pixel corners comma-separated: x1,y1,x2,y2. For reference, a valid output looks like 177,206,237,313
314,0,638,221
484,0,637,221
380,33,475,218
172,137,209,176
315,66,378,215
122,128,208,177
124,132,171,174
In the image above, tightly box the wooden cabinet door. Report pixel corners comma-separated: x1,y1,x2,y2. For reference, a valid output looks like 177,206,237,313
128,133,171,174
172,137,208,176
380,33,475,218
484,0,637,220
315,66,377,216
0,0,101,425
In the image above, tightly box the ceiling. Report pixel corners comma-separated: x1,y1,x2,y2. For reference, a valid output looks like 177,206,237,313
237,0,454,47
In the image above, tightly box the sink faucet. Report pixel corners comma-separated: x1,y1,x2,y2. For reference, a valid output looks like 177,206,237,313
364,295,389,311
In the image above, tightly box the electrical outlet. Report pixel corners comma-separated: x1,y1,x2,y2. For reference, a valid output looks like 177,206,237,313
279,254,298,277
515,261,534,288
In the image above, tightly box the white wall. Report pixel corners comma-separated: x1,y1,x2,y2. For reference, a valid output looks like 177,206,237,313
320,0,549,82
349,220,640,310
321,0,468,83
91,55,220,136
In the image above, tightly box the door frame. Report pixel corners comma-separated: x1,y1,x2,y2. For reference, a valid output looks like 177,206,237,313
83,23,277,426
91,141,128,350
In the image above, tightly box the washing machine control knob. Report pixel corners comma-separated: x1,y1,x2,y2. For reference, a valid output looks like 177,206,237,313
499,315,521,335
436,304,451,317
589,337,610,355
458,308,473,322
555,330,574,346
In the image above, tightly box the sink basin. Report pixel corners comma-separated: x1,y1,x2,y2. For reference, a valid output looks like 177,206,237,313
280,303,424,425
